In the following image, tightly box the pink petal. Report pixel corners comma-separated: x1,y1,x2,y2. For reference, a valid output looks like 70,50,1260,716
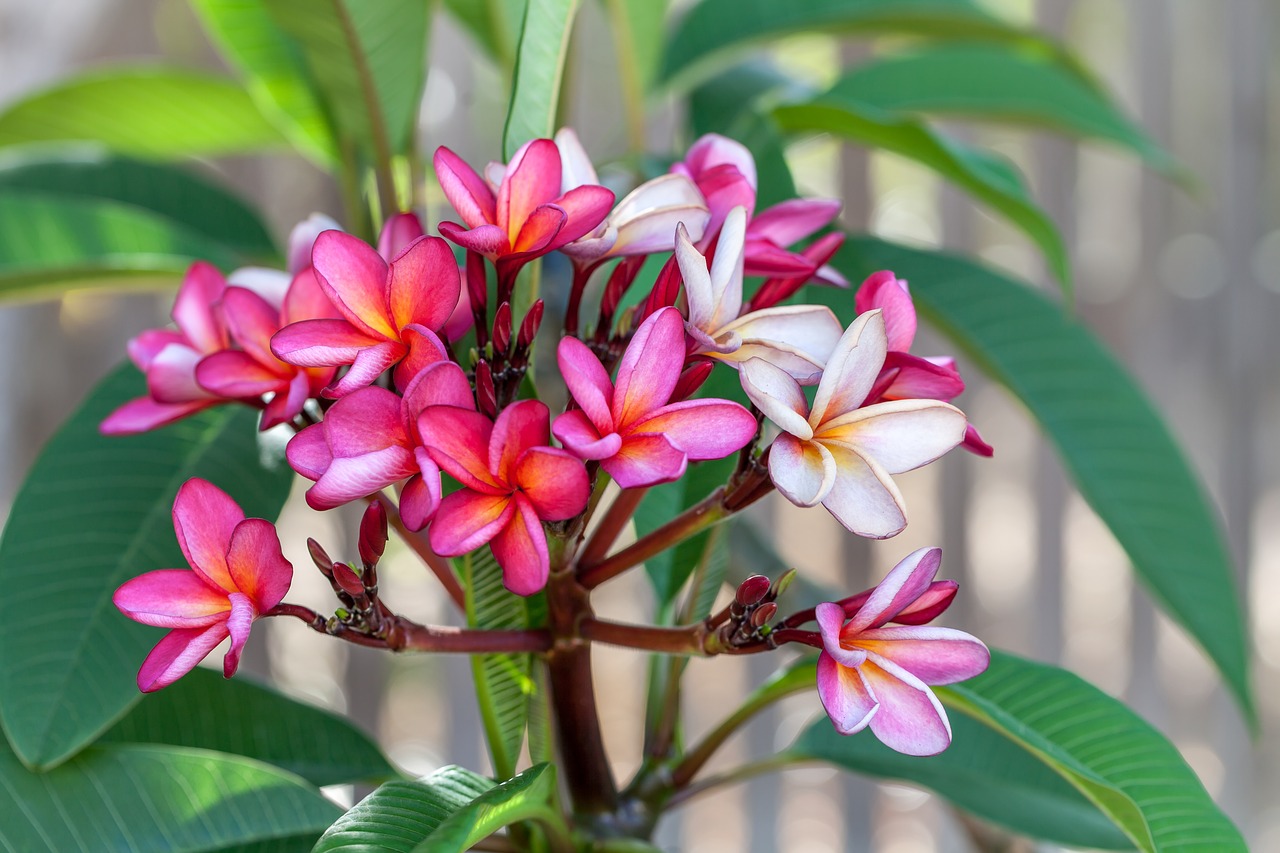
401,360,475,433
552,410,622,461
846,547,941,632
429,490,515,556
489,400,550,484
270,318,378,368
608,175,709,256
490,494,551,595
220,287,281,368
443,283,474,342
748,198,841,246
227,267,289,308
818,443,907,539
613,307,684,429
438,221,510,257
434,146,497,229
114,569,231,628
555,127,599,190
322,386,407,454
557,336,616,435
819,399,966,475
282,267,341,325
602,433,688,488
222,591,255,678
961,423,994,457
892,580,959,625
171,261,228,353
875,352,965,402
306,447,417,510
855,626,990,685
816,652,878,736
147,343,214,404
742,238,816,277
311,230,396,339
173,479,243,592
128,329,187,371
393,325,450,392
548,184,616,247
815,602,868,668
286,213,342,274
809,310,889,427
498,138,562,241
399,466,441,532
855,271,916,352
378,212,426,260
387,235,461,332
286,423,332,480
627,399,757,461
196,351,282,399
510,205,566,255
137,622,230,692
225,518,292,610
739,356,813,440
100,397,214,435
261,369,313,430
325,340,405,398
682,133,758,190
860,656,952,756
768,433,836,508
515,447,591,519
419,406,502,493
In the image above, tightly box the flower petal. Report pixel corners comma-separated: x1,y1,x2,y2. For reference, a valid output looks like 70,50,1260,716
388,235,461,332
613,307,684,428
419,406,501,493
261,369,313,430
748,198,841,246
399,465,441,532
855,271,916,352
511,205,566,255
601,433,688,488
846,547,942,632
286,422,332,480
306,447,416,509
171,261,228,353
100,397,214,435
717,304,844,370
137,622,230,692
222,591,255,678
270,318,378,368
378,212,426,260
490,400,550,484
226,518,292,610
311,230,395,340
325,340,405,398
860,656,953,756
627,399,757,461
555,127,599,190
196,350,282,398
393,325,451,393
429,490,515,555
768,433,836,508
809,310,888,427
490,494,551,596
114,570,230,628
739,357,813,440
552,410,622,461
438,221,510,257
147,343,213,404
819,399,966,475
855,626,990,685
173,479,243,592
815,602,867,668
434,146,497,229
516,447,590,520
549,184,616,247
499,138,562,241
707,206,747,325
816,652,878,736
875,352,965,402
818,443,907,539
401,359,474,433
557,336,615,435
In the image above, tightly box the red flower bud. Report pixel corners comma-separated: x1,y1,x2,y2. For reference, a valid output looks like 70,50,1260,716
359,500,388,566
750,601,778,628
517,299,544,350
492,301,512,356
735,574,772,606
307,538,334,576
476,361,498,418
332,562,364,597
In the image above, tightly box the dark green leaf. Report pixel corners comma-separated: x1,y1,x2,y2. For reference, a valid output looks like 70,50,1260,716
263,0,429,157
192,0,338,163
660,0,1049,91
815,237,1251,719
0,739,339,853
442,0,528,69
410,764,561,852
459,549,534,779
941,651,1245,851
0,68,291,158
792,705,1131,849
775,99,1070,289
98,667,395,787
502,0,582,159
312,765,493,853
831,43,1181,175
0,364,296,769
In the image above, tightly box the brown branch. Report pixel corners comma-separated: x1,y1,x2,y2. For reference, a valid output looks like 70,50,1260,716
265,604,551,654
577,486,649,568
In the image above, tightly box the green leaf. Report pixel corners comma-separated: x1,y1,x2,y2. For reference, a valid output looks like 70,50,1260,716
191,0,338,163
502,0,582,159
637,455,734,606
659,0,1049,91
0,739,339,853
0,364,296,769
410,764,561,852
98,668,395,787
774,99,1071,289
831,43,1181,176
458,549,534,779
263,0,428,159
0,146,280,297
941,651,1245,851
604,0,669,95
443,0,528,69
0,68,291,158
815,237,1251,719
792,703,1131,849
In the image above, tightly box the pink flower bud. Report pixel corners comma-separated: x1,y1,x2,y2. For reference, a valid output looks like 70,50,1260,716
517,300,544,351
735,574,772,606
492,302,513,355
359,500,388,566
750,601,778,628
308,538,334,575
332,562,365,597
476,361,498,418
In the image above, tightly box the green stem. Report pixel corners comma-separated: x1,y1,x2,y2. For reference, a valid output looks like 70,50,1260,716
663,755,799,811
604,0,647,156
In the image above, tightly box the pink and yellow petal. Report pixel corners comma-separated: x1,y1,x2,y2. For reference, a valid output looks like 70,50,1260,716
612,307,684,429
225,518,292,610
768,434,836,508
490,495,551,596
516,447,590,520
845,547,942,632
627,399,757,461
819,400,966,475
114,569,231,628
854,627,990,685
173,479,243,592
817,443,907,539
859,656,952,756
601,433,688,489
388,235,460,332
311,230,396,339
816,652,879,736
429,490,515,556
137,622,230,693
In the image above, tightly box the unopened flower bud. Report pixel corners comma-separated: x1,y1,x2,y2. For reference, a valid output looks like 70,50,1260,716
359,500,388,566
735,575,772,607
671,362,713,403
750,601,778,628
771,568,798,599
492,301,512,355
476,361,498,418
332,562,364,597
466,251,488,313
517,299,544,350
308,538,334,576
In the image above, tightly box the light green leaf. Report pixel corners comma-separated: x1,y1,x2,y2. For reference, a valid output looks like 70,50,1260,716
98,668,395,787
0,363,296,769
941,651,1245,851
813,237,1251,719
410,764,561,852
502,0,582,159
443,0,528,70
0,68,291,158
0,740,339,853
775,99,1070,289
191,0,338,163
458,549,535,779
831,43,1181,175
659,0,1049,91
792,702,1131,849
262,0,429,157
605,0,669,94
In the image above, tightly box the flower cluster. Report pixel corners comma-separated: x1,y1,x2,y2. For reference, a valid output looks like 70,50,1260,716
108,130,989,754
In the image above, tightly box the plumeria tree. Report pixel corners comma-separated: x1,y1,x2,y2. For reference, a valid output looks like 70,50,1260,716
0,2,1250,851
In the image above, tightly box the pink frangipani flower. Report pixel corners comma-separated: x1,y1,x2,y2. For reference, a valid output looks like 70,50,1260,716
739,310,967,538
815,547,989,755
420,400,589,595
271,230,461,397
113,479,293,692
554,307,758,487
677,206,844,382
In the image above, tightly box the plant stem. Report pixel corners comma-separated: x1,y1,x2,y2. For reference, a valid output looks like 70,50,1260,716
603,0,647,156
580,618,705,655
578,488,728,589
265,604,551,653
578,486,648,567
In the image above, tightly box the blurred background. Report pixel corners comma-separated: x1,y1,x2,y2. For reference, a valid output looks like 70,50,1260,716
1,0,1276,850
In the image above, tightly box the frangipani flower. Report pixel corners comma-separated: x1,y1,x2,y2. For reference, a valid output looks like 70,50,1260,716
740,310,966,538
113,479,292,692
271,230,461,397
677,206,843,382
555,128,710,262
434,139,614,269
815,547,989,755
421,400,589,595
554,307,758,487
